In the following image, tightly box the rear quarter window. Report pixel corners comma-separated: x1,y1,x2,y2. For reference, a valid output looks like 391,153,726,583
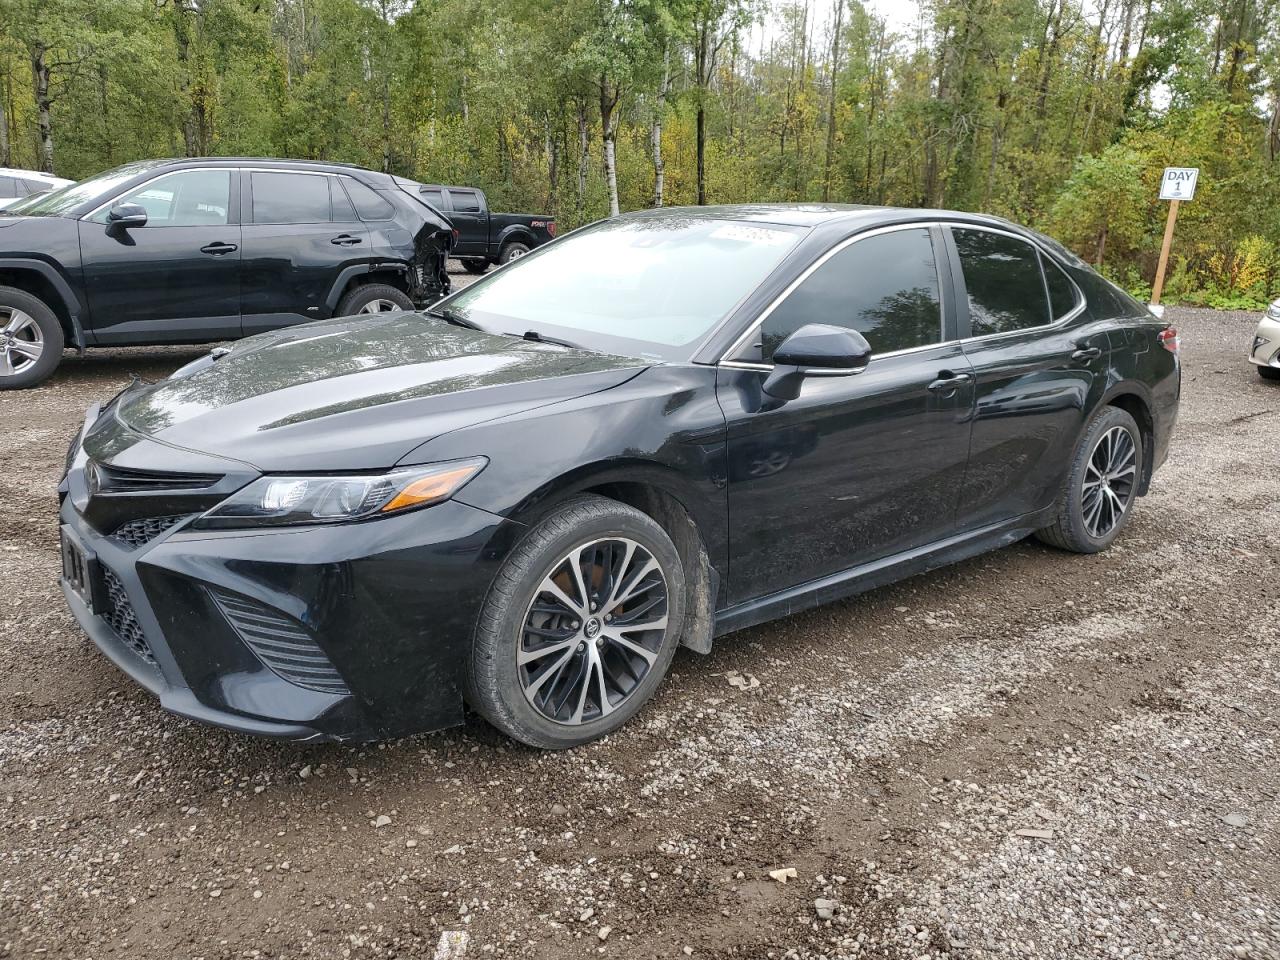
342,178,396,221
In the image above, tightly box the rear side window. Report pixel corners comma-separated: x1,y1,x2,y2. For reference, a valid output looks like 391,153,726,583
342,179,395,220
0,177,16,195
330,178,358,221
759,228,943,361
1042,254,1080,320
252,172,330,224
448,189,480,212
953,228,1051,336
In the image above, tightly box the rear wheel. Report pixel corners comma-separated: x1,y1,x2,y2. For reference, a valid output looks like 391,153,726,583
337,283,414,316
499,241,531,265
1258,365,1280,381
1035,406,1143,553
466,496,686,749
0,286,63,390
461,258,489,275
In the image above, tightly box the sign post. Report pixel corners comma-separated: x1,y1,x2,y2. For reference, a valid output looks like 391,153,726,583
1151,167,1199,305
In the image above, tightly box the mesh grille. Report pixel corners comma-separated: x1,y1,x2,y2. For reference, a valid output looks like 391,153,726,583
111,515,189,548
101,568,156,665
209,588,349,695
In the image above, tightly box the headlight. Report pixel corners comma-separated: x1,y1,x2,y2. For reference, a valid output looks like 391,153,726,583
191,458,487,530
1267,299,1280,320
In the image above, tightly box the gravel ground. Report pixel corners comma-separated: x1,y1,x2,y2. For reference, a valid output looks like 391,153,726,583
1,300,1277,960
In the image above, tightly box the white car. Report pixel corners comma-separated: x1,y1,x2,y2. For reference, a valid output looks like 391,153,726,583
1251,298,1280,381
0,167,74,210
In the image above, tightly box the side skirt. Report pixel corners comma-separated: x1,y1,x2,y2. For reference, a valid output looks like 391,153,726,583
713,508,1055,637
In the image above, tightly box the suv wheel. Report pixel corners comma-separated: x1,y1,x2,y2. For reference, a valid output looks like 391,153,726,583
1036,406,1143,553
337,283,414,316
0,286,64,390
466,495,686,749
461,258,489,275
499,241,531,265
1258,365,1280,381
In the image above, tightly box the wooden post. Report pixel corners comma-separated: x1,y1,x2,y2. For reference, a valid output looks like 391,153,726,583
1151,199,1180,305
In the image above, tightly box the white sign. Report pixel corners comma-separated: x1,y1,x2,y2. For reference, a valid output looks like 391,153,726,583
1159,167,1199,201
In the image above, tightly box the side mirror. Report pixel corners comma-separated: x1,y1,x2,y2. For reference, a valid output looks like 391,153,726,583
761,324,872,401
107,203,148,228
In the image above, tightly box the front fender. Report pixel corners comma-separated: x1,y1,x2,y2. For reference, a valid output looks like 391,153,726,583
0,256,86,348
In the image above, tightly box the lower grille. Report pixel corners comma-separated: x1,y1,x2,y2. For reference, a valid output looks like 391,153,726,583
209,588,350,695
101,568,157,665
111,515,189,548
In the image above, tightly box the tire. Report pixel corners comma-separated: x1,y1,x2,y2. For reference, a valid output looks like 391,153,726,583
461,258,489,275
336,283,414,317
499,241,531,265
1258,365,1280,381
1035,405,1144,554
466,495,686,749
0,285,64,390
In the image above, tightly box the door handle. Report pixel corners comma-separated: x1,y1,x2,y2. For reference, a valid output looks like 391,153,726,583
927,371,973,393
199,242,238,255
330,234,363,246
1071,345,1103,362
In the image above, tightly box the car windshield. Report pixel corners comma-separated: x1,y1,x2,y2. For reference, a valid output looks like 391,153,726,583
443,216,805,361
1,161,162,217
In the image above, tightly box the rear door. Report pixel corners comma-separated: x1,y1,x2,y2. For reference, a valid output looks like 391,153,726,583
445,188,487,256
78,168,241,343
947,224,1108,528
239,170,369,335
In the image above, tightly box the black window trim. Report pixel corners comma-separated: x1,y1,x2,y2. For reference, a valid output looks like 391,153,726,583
944,223,1086,345
718,222,952,371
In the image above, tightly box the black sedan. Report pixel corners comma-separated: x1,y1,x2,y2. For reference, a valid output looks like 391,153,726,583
57,205,1180,748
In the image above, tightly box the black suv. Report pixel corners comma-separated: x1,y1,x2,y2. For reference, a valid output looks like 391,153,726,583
0,158,454,389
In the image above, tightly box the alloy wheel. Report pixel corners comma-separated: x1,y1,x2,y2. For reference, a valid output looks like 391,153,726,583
357,298,401,314
518,537,669,725
0,308,44,377
1081,425,1137,538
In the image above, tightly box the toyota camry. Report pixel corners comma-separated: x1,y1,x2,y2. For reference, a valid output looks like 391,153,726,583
58,205,1180,748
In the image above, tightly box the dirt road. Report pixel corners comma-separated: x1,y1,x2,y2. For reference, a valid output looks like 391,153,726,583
2,302,1277,960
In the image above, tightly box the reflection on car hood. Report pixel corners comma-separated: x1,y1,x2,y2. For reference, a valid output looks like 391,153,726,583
114,313,647,471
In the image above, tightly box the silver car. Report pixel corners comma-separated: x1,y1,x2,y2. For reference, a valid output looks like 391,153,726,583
1251,298,1280,381
0,167,73,210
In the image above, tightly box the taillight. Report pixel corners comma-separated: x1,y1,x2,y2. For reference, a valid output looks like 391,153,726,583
547,221,557,237
451,228,459,241
1157,327,1179,353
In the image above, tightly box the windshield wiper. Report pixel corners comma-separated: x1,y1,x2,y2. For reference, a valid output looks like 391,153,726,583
426,306,484,331
510,330,584,350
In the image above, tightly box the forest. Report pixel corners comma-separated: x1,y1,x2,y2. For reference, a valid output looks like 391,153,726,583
1,0,1278,307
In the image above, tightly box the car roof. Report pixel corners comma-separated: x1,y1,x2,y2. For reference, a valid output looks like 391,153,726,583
132,157,388,182
619,203,1024,233
0,167,73,184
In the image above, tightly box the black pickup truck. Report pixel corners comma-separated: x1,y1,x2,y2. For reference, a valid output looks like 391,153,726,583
398,181,556,273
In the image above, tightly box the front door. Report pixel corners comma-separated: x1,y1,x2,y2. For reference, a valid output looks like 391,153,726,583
78,168,241,344
946,225,1111,528
239,170,369,334
445,188,487,256
718,225,975,604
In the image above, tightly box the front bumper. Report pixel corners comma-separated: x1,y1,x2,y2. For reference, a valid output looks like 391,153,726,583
59,481,519,743
1249,314,1280,370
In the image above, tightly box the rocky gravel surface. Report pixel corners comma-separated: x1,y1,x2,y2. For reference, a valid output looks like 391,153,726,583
1,302,1277,960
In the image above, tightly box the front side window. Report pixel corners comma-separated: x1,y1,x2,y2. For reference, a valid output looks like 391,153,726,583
91,169,231,226
953,228,1051,336
446,217,804,361
252,172,330,224
758,228,943,361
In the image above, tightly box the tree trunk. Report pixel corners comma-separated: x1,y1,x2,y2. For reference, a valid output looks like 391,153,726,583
822,0,844,202
1096,224,1107,269
599,77,620,218
651,49,669,207
0,84,9,168
576,101,589,223
695,15,710,205
30,44,54,173
1269,91,1280,161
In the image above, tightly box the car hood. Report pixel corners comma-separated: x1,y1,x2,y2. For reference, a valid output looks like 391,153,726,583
112,313,648,471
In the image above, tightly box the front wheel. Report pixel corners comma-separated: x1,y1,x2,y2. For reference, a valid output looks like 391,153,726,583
337,283,414,316
0,286,64,390
1035,406,1144,553
1258,365,1280,381
466,496,686,749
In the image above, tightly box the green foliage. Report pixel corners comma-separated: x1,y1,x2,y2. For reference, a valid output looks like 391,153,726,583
0,0,1278,305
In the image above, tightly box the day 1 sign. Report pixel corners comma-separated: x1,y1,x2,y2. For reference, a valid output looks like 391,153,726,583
1158,167,1199,201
